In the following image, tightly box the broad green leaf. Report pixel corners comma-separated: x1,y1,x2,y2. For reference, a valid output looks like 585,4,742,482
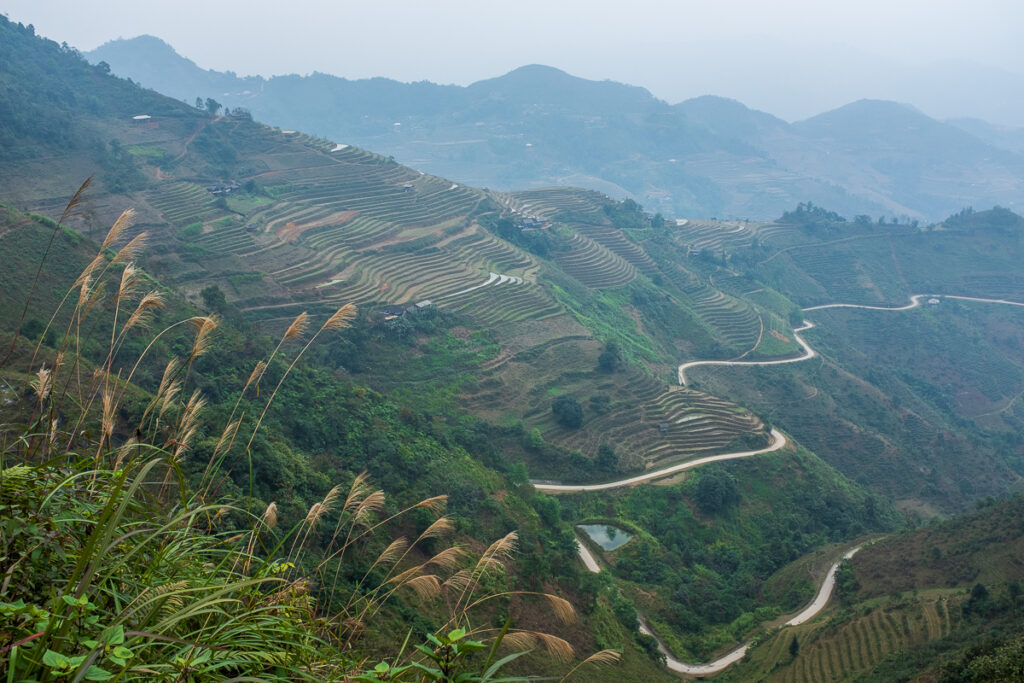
101,623,124,646
84,665,114,681
111,646,133,659
43,649,69,669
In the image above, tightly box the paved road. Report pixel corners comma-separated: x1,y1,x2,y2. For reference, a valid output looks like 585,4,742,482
678,321,818,385
680,293,1024,385
579,541,863,675
531,428,788,493
574,536,601,573
551,292,1024,673
537,293,1024,493
786,545,863,626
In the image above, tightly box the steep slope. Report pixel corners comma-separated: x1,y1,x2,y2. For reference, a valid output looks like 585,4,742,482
12,17,1024,680
683,208,1024,513
786,100,1024,217
728,495,1024,682
3,17,791,487
946,116,1024,155
0,19,900,680
86,36,1024,221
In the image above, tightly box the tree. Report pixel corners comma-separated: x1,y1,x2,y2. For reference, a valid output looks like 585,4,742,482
205,98,222,116
552,395,583,429
695,469,740,514
96,60,111,74
789,635,800,657
195,96,204,110
201,284,227,313
598,341,621,373
20,318,44,340
597,444,618,472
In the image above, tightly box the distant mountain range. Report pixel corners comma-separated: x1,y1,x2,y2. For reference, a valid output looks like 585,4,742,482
88,36,1024,221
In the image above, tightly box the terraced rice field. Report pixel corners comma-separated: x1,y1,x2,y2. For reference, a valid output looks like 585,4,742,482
784,241,908,305
438,278,564,327
554,232,638,288
529,373,766,469
143,131,553,316
683,284,763,352
577,224,660,275
753,595,956,682
146,182,224,227
673,219,758,252
752,222,804,247
959,273,1024,301
510,188,610,222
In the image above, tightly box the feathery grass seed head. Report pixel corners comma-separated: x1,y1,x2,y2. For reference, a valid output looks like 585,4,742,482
282,312,309,342
101,391,116,438
31,366,52,405
322,303,357,331
536,633,574,662
403,574,441,601
102,208,135,249
261,502,279,529
415,494,448,514
112,232,148,264
187,316,219,360
123,290,165,333
545,594,576,624
419,516,455,541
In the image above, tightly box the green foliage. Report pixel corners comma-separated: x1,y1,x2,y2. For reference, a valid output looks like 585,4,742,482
602,199,650,229
778,201,847,235
552,394,584,429
0,198,611,682
178,220,203,240
484,215,556,257
0,16,200,162
596,444,618,473
200,283,227,313
694,468,741,514
597,341,621,373
944,206,1024,234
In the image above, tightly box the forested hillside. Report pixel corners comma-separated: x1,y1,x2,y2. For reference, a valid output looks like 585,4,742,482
2,14,1024,680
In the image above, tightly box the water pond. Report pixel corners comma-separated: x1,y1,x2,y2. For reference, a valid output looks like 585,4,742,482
577,524,633,551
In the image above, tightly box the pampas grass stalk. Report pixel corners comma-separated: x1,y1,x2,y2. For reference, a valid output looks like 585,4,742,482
2,177,91,368
242,305,356,460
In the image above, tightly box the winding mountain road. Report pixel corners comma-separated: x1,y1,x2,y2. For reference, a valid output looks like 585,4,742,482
578,536,863,676
552,292,1024,674
532,428,789,493
678,321,818,385
536,294,1024,493
680,293,1024,385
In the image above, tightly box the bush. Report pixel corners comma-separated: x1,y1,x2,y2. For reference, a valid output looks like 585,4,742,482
552,394,584,429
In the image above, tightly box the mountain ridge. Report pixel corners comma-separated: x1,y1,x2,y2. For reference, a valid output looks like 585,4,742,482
87,35,1024,221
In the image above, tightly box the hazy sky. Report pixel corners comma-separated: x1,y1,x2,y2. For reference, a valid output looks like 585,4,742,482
5,1,1024,121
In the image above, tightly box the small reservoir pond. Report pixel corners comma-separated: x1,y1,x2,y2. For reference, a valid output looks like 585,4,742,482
578,524,633,551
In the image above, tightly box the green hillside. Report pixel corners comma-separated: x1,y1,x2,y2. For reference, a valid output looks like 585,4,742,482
726,495,1024,681
4,13,1024,681
86,36,1024,221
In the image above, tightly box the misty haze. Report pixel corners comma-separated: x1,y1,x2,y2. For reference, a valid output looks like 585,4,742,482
2,2,1024,681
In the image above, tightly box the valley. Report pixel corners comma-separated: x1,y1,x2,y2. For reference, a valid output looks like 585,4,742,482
2,14,1024,681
